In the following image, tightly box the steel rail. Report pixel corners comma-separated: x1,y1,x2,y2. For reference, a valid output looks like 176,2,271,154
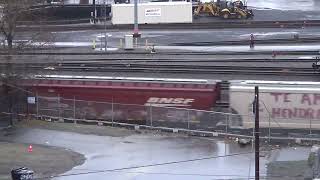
1,63,317,76
0,58,318,63
0,51,318,56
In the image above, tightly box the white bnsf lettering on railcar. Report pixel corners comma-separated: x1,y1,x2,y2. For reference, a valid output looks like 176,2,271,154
145,97,194,107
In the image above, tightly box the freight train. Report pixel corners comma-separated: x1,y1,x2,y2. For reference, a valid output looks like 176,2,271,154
22,75,320,131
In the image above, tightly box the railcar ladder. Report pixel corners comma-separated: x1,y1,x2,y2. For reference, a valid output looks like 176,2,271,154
215,80,230,109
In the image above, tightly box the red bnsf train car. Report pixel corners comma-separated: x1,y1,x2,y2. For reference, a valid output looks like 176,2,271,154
22,75,221,127
24,75,220,110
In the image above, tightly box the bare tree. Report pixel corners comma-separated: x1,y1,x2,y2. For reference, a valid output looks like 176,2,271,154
0,0,54,50
1,0,31,49
0,0,52,126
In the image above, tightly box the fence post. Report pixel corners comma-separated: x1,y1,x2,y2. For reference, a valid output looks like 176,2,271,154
120,39,123,48
225,113,228,134
145,39,148,50
36,91,39,118
58,94,61,120
187,110,190,129
310,118,312,135
268,115,271,142
111,99,114,127
73,96,76,123
135,37,138,48
150,105,153,127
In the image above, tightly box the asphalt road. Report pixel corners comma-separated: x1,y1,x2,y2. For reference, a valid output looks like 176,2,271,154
13,27,320,50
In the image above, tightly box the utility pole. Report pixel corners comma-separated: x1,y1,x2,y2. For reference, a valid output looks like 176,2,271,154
133,0,140,37
254,86,260,180
93,0,96,24
104,0,107,51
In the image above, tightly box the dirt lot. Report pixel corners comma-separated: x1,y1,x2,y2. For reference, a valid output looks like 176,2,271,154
267,160,313,180
0,141,85,180
0,120,139,179
0,120,147,180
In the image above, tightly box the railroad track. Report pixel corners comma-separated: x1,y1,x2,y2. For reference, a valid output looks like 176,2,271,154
0,58,318,63
0,50,319,56
46,58,318,63
54,64,318,76
1,63,318,76
1,52,318,64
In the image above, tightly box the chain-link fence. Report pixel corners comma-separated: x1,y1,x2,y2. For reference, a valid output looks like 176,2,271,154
31,95,320,139
2,94,320,140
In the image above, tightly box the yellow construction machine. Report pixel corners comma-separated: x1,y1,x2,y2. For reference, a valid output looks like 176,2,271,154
193,1,220,17
193,0,253,19
220,0,253,19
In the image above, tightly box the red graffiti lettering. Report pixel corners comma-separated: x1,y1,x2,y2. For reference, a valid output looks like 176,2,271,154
270,93,282,102
313,94,320,105
271,108,281,118
284,93,291,102
301,94,312,105
307,108,315,119
271,107,318,119
288,108,297,118
282,109,290,118
298,108,307,118
270,93,291,103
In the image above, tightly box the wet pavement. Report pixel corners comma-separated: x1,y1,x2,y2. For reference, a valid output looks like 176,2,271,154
156,43,320,52
14,27,320,51
1,127,268,180
47,28,320,46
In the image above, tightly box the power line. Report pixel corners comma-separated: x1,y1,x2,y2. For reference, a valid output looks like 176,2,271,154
62,170,264,178
1,81,33,94
36,151,254,179
35,166,304,179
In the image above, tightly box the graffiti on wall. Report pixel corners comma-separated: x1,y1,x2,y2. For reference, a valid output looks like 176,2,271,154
269,93,320,119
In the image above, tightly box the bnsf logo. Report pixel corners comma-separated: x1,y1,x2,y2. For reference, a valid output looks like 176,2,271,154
145,97,194,107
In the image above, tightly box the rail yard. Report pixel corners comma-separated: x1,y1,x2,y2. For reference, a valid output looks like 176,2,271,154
1,0,320,179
